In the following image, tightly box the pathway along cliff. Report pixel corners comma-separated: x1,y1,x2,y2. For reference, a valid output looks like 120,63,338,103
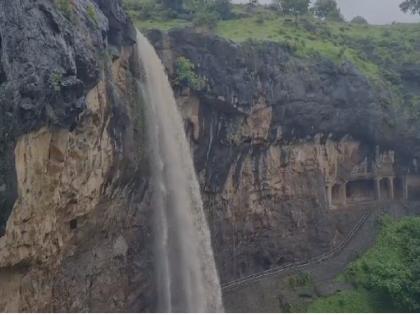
135,30,224,312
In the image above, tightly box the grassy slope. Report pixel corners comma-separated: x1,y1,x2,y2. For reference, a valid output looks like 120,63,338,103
125,2,420,80
126,2,420,115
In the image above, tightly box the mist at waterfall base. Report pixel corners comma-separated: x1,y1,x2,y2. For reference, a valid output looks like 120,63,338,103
135,30,224,312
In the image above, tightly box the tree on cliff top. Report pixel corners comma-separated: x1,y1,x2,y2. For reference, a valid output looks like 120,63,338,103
351,16,369,24
400,0,420,14
274,0,310,24
312,0,344,21
276,0,310,16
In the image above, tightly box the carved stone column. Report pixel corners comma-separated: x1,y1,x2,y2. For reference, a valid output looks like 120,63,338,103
375,178,381,201
388,177,394,200
326,185,332,208
402,176,408,200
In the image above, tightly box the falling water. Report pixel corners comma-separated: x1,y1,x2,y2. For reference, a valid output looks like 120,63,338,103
135,30,224,313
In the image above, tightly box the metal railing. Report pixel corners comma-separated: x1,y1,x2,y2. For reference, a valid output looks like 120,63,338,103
222,210,373,292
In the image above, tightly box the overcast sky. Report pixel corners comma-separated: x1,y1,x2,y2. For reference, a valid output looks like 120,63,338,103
232,0,420,24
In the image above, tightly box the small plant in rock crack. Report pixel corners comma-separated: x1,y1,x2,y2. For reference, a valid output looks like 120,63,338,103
55,0,75,20
50,72,63,92
175,56,207,91
87,3,98,25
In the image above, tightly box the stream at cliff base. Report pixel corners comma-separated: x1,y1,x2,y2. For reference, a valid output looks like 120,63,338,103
135,30,224,312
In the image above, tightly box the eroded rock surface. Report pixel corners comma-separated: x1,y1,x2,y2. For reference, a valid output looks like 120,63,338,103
149,29,420,283
0,1,153,312
1,3,420,312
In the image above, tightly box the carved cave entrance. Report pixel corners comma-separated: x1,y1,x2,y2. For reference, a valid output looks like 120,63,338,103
407,176,420,201
380,178,391,200
346,179,375,203
332,184,341,206
394,177,404,200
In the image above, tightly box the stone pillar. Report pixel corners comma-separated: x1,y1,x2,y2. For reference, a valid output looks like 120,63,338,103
388,177,394,200
402,176,408,200
375,178,381,201
341,183,347,205
326,185,332,208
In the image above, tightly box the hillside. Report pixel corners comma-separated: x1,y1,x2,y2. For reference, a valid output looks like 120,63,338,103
124,1,420,117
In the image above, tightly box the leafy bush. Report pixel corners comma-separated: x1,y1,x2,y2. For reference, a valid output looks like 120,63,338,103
346,216,420,312
308,216,420,313
308,289,381,313
175,57,206,91
288,271,313,288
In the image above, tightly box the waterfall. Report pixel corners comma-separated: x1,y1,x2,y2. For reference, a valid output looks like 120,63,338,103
135,30,224,313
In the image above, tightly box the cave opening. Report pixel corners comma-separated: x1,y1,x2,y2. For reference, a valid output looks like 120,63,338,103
395,177,404,200
346,179,375,202
70,219,78,230
380,178,391,200
332,184,341,205
407,176,420,201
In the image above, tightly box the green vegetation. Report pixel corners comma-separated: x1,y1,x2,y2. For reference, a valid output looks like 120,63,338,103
287,271,313,289
273,0,310,24
123,0,420,116
50,72,63,92
350,16,368,25
175,57,206,91
308,288,384,313
87,4,98,25
55,0,74,20
307,216,420,313
124,2,419,73
312,0,343,21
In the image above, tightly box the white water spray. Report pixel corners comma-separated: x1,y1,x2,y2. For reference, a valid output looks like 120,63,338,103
135,30,224,312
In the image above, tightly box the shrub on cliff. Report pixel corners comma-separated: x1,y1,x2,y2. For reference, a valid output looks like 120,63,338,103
175,57,206,91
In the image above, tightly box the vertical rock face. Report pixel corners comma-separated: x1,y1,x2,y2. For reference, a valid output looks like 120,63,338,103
148,29,420,283
0,1,155,312
0,0,136,235
0,3,420,311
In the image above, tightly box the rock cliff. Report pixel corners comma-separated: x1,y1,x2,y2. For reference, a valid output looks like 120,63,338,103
148,29,420,283
0,0,155,312
1,2,420,312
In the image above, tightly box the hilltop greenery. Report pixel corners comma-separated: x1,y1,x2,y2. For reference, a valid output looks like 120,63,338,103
123,0,420,116
308,216,420,313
